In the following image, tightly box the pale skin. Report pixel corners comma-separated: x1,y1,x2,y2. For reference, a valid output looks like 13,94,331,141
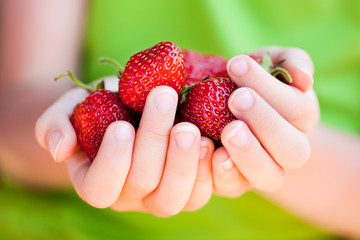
1,0,359,239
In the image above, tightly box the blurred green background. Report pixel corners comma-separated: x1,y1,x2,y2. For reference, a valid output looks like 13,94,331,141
1,0,359,239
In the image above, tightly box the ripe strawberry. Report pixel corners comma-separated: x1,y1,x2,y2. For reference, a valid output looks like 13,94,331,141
180,77,237,143
183,49,228,87
248,54,263,64
55,71,138,162
119,41,185,113
70,89,137,161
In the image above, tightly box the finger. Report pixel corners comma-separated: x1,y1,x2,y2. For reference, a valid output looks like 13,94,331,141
212,146,251,197
113,135,212,213
227,54,319,132
35,87,88,162
249,46,314,92
120,86,178,200
144,123,201,217
227,88,311,169
102,75,119,92
66,121,135,208
221,121,284,192
184,137,214,211
110,198,147,213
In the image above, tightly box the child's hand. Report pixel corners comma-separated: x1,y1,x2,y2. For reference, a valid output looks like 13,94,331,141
35,78,215,216
212,47,319,197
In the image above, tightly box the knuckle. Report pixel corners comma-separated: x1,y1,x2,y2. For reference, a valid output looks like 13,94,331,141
287,101,307,125
80,189,113,209
150,204,181,218
184,184,213,212
110,199,144,212
171,166,191,179
128,180,156,196
246,153,267,172
147,127,171,143
304,93,320,131
195,169,211,184
287,138,311,169
257,170,285,192
184,186,213,211
110,204,123,212
287,95,319,133
184,200,208,212
256,116,277,139
127,169,159,195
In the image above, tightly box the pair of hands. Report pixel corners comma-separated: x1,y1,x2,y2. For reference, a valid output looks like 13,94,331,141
35,47,319,217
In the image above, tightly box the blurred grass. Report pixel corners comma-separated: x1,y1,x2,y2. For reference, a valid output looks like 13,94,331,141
0,179,340,240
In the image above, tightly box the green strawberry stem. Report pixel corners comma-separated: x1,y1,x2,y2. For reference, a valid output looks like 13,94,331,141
180,85,192,104
272,59,285,69
270,67,292,84
55,70,93,92
260,52,272,72
95,80,105,90
258,53,292,84
98,57,124,76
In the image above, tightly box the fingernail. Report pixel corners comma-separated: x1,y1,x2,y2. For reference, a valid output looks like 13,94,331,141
294,61,314,86
227,56,249,77
296,62,312,77
230,88,254,112
154,89,177,112
220,158,234,171
113,123,133,142
199,141,209,160
175,125,197,150
226,123,249,148
49,131,62,161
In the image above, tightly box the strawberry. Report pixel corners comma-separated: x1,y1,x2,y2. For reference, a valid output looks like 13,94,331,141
70,89,137,161
55,71,138,162
180,77,237,143
119,41,185,113
248,54,263,64
183,49,228,87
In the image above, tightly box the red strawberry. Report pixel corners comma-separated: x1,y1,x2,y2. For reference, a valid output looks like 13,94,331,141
183,49,228,86
119,41,185,113
180,77,237,143
70,89,137,161
248,54,263,64
55,71,138,162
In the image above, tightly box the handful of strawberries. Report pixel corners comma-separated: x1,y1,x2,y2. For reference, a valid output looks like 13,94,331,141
57,41,291,162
